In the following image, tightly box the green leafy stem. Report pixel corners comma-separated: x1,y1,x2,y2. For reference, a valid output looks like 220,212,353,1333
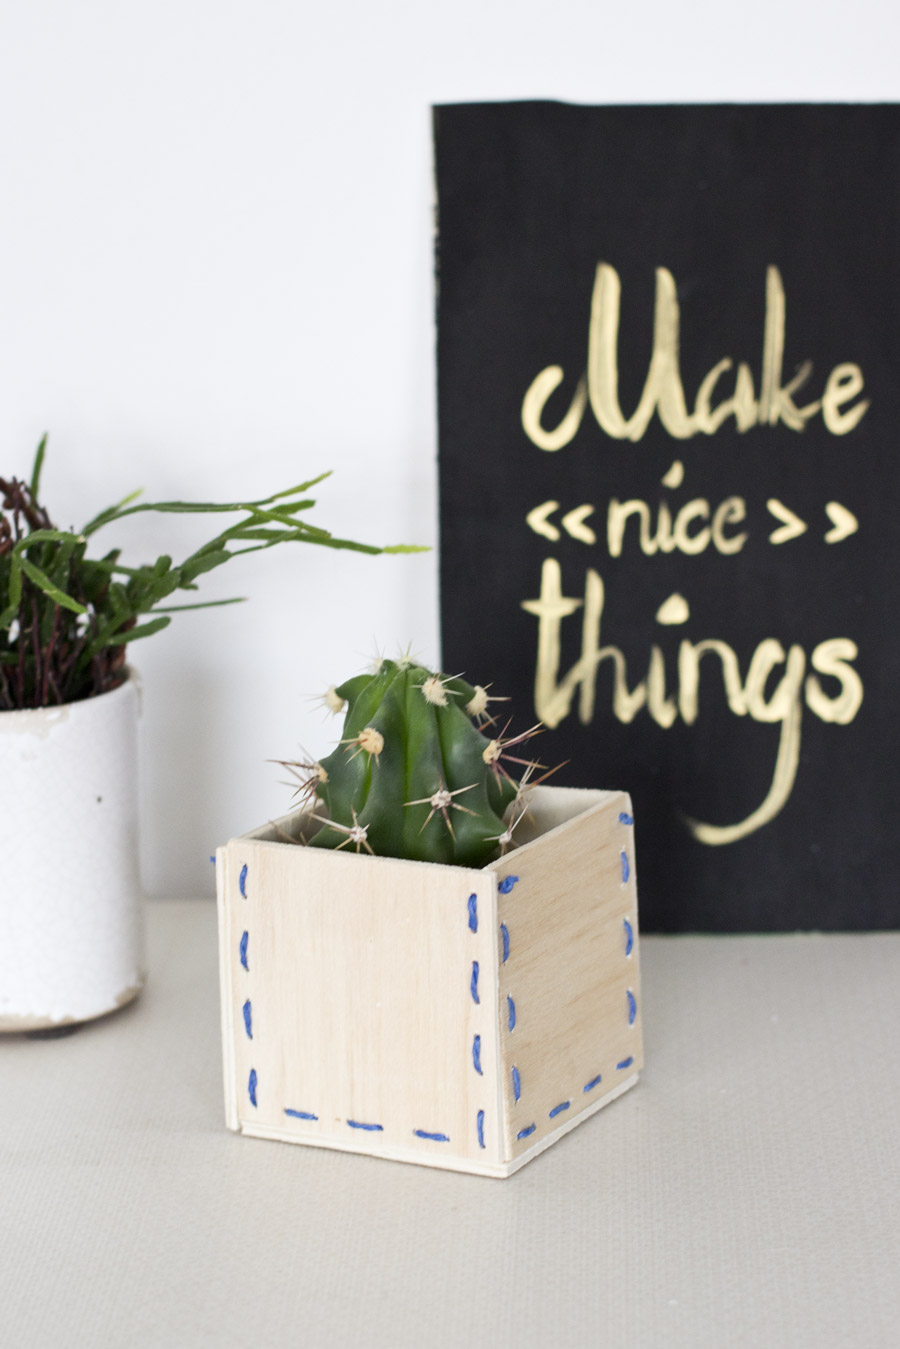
0,436,424,709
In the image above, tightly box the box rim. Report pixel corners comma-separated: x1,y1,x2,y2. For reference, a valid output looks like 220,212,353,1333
226,784,622,880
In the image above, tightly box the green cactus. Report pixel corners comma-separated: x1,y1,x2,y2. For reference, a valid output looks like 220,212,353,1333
298,658,543,867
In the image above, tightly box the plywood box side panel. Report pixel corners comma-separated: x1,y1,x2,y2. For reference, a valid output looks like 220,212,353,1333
215,846,239,1131
223,838,504,1167
520,785,619,838
492,791,642,1156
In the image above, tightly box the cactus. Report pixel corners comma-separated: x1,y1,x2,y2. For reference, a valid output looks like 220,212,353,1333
297,658,544,867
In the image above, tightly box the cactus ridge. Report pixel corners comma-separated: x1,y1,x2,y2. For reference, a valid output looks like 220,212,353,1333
306,658,534,866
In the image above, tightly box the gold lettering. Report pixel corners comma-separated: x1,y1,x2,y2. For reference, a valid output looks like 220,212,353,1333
524,565,863,848
577,570,647,724
686,693,803,847
686,643,806,845
609,495,743,557
672,499,711,555
691,358,734,433
520,559,583,729
727,362,760,432
694,359,759,433
587,264,694,441
711,497,748,554
526,263,865,446
608,500,650,556
607,499,676,556
678,639,747,724
757,266,821,430
521,367,588,451
743,640,806,723
647,645,678,727
805,638,864,723
521,560,647,729
821,363,869,435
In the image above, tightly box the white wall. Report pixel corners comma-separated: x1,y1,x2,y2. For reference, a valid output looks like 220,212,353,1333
1,0,896,896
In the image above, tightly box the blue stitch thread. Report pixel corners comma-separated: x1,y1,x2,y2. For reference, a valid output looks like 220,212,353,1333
627,989,637,1025
549,1101,571,1119
209,855,216,864
507,996,516,1032
618,811,634,825
512,1065,521,1101
285,1109,318,1121
620,850,630,884
476,1110,485,1149
248,1069,258,1107
470,961,480,1004
624,918,634,956
239,931,249,971
500,923,510,962
468,893,478,932
517,1123,536,1140
347,1120,383,1132
472,1035,483,1075
239,863,248,898
498,874,520,894
617,1056,634,1071
414,1130,450,1142
242,999,253,1039
584,1074,603,1093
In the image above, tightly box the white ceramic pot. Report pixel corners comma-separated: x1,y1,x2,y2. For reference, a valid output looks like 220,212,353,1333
0,673,145,1030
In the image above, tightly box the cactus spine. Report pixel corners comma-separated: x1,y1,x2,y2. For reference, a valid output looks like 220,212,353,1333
305,659,534,867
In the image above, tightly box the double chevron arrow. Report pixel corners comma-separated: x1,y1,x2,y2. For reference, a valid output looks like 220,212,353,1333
526,501,599,544
526,498,858,546
767,498,857,545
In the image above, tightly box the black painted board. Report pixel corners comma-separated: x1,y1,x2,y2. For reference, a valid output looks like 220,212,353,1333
434,101,900,932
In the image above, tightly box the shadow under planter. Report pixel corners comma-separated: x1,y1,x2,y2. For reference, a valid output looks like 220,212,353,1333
216,784,642,1177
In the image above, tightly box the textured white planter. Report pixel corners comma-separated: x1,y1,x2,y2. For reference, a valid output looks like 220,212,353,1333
0,675,145,1030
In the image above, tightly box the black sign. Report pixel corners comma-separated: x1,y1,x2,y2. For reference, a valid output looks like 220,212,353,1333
434,101,900,932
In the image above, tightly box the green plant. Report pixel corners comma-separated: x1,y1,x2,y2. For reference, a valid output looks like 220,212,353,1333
0,437,420,712
290,656,550,867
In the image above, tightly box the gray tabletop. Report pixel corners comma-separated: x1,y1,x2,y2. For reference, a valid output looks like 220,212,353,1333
3,901,899,1348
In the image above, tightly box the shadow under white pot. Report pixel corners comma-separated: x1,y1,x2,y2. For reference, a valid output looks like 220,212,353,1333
0,673,145,1031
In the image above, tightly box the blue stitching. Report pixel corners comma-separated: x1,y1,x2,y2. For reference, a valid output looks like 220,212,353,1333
209,855,215,864
618,811,634,825
238,820,640,1147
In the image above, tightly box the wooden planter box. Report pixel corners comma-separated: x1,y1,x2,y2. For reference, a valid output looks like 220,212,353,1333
216,784,642,1178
